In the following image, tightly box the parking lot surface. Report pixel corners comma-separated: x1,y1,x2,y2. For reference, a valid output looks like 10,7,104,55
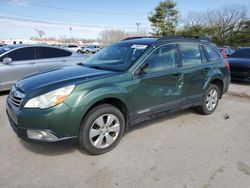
1,92,250,188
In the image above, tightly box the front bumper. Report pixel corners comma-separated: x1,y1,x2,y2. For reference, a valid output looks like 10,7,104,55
6,111,77,143
6,96,80,143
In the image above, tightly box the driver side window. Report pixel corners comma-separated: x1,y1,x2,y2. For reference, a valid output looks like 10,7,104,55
143,44,177,73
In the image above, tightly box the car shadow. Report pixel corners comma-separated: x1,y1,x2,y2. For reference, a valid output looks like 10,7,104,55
20,140,80,156
127,108,195,133
231,80,250,85
20,108,197,156
0,91,9,96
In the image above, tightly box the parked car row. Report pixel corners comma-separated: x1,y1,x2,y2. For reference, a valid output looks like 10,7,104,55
0,44,87,91
64,44,101,54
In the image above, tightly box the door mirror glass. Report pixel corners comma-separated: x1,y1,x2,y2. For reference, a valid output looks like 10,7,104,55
3,57,12,64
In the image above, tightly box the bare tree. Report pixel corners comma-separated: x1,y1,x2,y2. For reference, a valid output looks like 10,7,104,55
182,4,248,45
35,29,46,39
214,5,248,43
99,29,148,45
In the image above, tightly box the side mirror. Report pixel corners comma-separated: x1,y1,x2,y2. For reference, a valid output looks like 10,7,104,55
3,57,12,64
135,63,149,76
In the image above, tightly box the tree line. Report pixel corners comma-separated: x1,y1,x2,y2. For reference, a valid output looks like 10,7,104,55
149,0,250,47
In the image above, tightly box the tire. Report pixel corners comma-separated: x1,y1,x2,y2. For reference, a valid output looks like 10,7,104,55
79,104,125,155
77,50,81,53
197,84,220,115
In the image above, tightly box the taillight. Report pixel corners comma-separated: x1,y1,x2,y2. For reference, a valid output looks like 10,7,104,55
224,61,230,70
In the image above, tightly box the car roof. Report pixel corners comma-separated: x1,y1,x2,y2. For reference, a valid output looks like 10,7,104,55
5,44,63,49
117,36,212,46
117,38,158,45
238,47,250,50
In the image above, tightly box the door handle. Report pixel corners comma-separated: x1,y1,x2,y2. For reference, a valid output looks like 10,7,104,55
203,68,211,74
62,59,68,62
29,62,36,65
170,73,181,80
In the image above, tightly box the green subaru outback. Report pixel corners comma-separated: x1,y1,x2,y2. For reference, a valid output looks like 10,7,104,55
6,36,230,155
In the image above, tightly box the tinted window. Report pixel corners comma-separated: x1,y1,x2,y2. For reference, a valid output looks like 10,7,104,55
3,47,35,61
179,44,202,67
204,46,220,61
68,45,77,48
143,44,177,73
38,47,72,59
0,46,13,56
231,49,250,58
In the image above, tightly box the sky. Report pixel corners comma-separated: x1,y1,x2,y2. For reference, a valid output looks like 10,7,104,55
0,0,249,40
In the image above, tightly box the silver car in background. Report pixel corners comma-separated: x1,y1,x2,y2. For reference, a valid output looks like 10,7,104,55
0,44,87,91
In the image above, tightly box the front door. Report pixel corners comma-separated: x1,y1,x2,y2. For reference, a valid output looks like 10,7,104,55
131,44,184,117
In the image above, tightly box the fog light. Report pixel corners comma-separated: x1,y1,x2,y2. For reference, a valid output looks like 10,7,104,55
27,130,58,141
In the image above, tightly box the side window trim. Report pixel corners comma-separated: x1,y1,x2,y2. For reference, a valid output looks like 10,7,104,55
133,43,179,75
203,45,221,62
199,45,208,63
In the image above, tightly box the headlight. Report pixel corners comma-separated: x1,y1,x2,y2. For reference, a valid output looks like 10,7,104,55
24,85,75,109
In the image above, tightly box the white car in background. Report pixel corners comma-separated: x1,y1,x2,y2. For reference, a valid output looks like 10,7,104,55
65,45,82,53
82,45,101,54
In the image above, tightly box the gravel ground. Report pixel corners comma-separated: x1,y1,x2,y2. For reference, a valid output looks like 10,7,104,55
0,91,250,188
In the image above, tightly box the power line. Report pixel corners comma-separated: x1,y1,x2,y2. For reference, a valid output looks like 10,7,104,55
0,15,147,29
8,2,148,16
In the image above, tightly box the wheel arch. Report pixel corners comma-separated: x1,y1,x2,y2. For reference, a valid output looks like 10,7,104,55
210,79,224,98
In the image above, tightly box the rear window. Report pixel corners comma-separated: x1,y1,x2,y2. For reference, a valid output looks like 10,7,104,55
231,49,250,58
37,47,72,59
204,46,220,61
179,44,202,67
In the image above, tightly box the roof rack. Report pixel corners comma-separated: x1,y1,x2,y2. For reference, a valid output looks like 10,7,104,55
121,36,156,41
158,35,212,42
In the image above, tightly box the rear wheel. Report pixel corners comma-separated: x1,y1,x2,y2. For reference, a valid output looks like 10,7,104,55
79,104,125,155
197,84,220,115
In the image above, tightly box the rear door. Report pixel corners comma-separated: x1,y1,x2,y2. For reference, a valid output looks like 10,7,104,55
0,47,36,90
178,43,210,106
131,44,184,116
35,47,74,72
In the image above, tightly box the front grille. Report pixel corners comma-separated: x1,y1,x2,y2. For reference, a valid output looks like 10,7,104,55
9,85,25,108
10,95,22,108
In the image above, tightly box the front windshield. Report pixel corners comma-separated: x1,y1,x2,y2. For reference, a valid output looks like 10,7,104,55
83,43,149,71
0,46,12,56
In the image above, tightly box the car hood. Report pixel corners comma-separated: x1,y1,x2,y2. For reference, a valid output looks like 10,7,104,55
15,65,117,95
227,57,250,67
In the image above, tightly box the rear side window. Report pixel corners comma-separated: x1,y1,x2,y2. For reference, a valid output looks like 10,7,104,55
179,44,202,67
37,47,72,59
204,46,220,61
143,44,177,73
4,47,35,61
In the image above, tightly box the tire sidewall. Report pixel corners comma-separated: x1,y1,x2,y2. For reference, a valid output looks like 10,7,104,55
79,104,125,155
202,84,220,115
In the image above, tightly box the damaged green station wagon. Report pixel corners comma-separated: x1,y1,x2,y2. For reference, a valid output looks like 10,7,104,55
6,36,230,155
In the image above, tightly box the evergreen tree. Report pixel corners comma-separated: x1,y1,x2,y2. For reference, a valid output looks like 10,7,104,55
148,0,179,36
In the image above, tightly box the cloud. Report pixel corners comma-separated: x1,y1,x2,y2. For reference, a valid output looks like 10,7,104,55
9,0,30,6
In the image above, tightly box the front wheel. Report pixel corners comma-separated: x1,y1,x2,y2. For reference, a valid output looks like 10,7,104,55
197,84,220,115
79,104,125,155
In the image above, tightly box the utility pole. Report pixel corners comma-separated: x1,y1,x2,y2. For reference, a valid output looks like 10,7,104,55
69,27,73,43
136,22,141,36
